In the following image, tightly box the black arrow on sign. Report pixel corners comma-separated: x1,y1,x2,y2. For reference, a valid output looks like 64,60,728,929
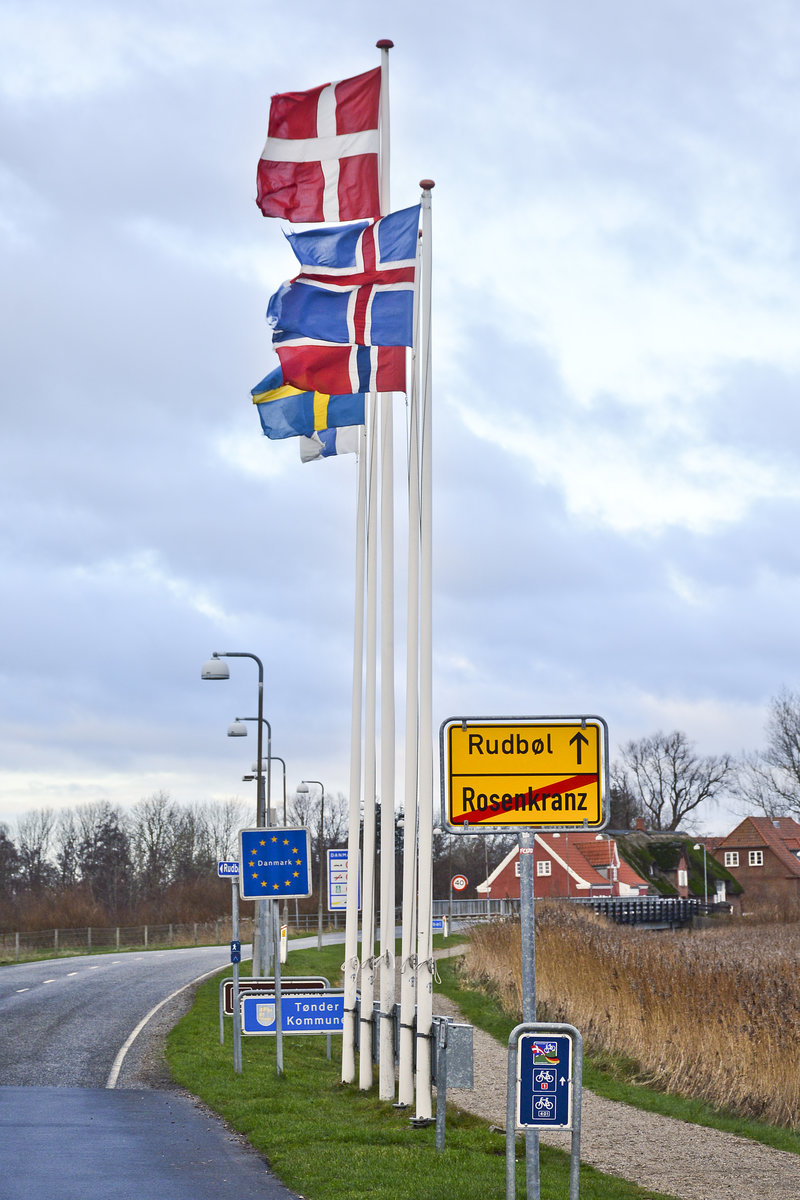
569,731,590,764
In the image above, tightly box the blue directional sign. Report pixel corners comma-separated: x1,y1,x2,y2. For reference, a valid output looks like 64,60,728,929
238,827,312,900
242,991,345,1036
218,860,239,877
517,1032,573,1128
327,848,360,912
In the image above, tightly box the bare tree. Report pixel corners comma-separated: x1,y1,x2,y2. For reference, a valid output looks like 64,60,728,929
0,824,20,900
129,790,178,894
200,798,248,863
734,688,800,817
614,730,732,831
16,808,57,890
54,809,80,887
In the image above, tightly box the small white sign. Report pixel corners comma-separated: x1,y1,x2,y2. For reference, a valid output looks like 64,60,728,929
218,861,239,877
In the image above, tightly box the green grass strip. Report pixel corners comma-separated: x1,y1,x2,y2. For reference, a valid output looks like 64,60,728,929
167,942,679,1200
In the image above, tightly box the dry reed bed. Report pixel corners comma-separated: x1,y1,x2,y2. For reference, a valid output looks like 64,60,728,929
462,906,800,1128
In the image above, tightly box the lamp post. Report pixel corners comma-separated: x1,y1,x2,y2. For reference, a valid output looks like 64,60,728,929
693,842,708,909
297,780,325,950
227,717,282,822
202,651,269,973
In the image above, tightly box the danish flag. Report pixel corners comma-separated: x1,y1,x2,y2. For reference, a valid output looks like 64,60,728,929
257,67,381,223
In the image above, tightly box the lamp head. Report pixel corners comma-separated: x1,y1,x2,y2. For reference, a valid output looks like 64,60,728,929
227,720,248,737
296,782,309,794
201,655,229,680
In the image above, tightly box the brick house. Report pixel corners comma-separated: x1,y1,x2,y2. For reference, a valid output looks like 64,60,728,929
714,816,800,910
476,831,649,901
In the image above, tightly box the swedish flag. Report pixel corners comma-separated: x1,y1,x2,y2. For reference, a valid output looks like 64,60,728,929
251,368,365,440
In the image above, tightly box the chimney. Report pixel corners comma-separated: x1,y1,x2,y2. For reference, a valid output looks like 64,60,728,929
634,817,646,832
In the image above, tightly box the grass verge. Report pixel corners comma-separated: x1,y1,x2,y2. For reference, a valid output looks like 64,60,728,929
435,950,800,1156
167,942,679,1200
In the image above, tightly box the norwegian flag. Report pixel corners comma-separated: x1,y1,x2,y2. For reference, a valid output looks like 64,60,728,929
275,342,406,395
268,205,419,349
257,67,381,223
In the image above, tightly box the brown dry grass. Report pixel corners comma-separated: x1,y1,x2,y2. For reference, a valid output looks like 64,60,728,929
462,905,800,1128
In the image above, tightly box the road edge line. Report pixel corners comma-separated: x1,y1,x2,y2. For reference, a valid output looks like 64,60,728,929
106,963,227,1089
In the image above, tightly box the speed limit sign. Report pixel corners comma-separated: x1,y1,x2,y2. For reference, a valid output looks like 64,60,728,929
451,874,468,891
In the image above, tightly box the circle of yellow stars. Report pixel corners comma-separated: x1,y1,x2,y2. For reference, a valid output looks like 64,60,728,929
248,835,304,889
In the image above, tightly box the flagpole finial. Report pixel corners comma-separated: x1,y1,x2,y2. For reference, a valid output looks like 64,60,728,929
376,39,394,49
419,179,435,191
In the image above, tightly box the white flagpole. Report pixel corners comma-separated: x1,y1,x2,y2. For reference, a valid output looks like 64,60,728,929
397,232,423,1109
376,36,397,1103
359,389,379,1091
415,179,435,1121
341,422,367,1084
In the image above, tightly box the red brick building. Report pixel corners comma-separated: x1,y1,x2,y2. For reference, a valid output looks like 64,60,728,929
714,816,800,910
476,831,649,901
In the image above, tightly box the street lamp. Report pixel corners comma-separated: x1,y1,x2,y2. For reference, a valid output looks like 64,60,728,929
693,842,708,909
227,716,280,822
202,650,268,973
297,779,325,950
201,652,267,825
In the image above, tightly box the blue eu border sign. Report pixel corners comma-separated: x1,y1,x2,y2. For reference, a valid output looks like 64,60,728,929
238,827,312,900
517,1032,573,1128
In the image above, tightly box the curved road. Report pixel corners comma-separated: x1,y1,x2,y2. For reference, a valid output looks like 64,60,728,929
0,942,305,1199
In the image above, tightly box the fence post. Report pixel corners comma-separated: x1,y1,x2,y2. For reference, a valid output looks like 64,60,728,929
193,922,198,945
15,932,19,960
116,927,120,950
144,925,148,948
169,923,173,944
54,929,58,951
87,927,92,951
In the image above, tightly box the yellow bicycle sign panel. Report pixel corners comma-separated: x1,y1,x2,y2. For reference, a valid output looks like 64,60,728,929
441,717,608,831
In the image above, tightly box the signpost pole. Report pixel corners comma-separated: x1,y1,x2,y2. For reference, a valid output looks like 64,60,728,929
518,829,539,1198
231,877,242,1075
274,896,283,1074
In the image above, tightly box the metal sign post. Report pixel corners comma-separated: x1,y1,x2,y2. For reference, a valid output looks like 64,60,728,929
231,876,242,1075
238,827,312,1075
506,1022,583,1200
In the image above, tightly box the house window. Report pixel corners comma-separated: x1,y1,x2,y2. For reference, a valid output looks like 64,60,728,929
748,850,764,867
724,851,739,867
677,868,688,887
536,860,551,877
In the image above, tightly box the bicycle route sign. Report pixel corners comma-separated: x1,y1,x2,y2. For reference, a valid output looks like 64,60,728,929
516,1032,573,1129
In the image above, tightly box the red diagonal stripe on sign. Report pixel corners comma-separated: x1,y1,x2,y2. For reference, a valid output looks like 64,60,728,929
451,774,598,824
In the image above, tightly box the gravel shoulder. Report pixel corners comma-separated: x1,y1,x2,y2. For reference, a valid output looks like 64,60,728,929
432,984,800,1200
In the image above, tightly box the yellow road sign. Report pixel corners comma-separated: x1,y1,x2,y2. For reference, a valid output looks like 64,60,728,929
441,716,608,831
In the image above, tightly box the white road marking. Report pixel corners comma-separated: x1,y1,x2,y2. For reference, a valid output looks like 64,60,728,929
67,972,78,977
16,988,29,993
105,963,226,1089
43,978,56,983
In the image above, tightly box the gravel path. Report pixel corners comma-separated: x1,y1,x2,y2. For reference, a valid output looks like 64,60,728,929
432,976,800,1200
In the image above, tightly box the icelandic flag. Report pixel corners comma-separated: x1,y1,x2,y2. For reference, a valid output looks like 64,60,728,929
300,427,360,461
251,368,365,439
275,342,406,395
267,206,419,348
256,66,381,223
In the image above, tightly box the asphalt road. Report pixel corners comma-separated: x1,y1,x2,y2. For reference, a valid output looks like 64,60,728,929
0,941,312,1199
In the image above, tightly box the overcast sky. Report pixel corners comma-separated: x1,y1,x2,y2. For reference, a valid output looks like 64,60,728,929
2,0,799,837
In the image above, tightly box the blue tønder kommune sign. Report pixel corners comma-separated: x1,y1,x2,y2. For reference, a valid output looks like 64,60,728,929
242,991,345,1035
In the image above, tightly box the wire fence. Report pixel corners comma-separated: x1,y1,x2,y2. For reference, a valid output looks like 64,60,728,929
0,910,349,960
